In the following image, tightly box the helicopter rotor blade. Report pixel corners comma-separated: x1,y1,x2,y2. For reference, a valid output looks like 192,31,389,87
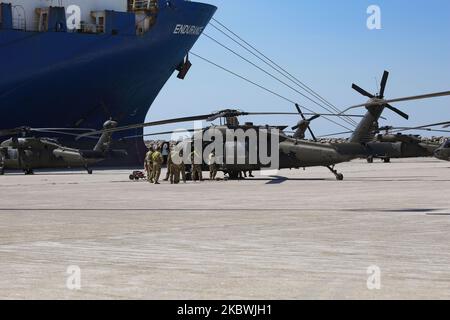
77,114,214,139
385,121,450,133
308,114,321,122
317,131,354,138
31,129,100,140
379,71,389,98
295,104,306,120
207,112,228,122
391,128,450,134
0,127,98,138
383,91,450,105
77,109,371,140
0,127,30,137
34,128,97,132
385,104,409,120
119,129,201,141
352,84,375,98
410,121,450,129
244,112,365,118
340,90,450,114
369,121,450,135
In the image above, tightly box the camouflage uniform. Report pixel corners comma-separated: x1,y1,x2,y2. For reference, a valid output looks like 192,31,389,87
169,150,180,184
208,152,217,180
164,150,173,182
151,150,163,184
174,149,186,183
144,150,154,183
190,150,203,181
177,161,186,183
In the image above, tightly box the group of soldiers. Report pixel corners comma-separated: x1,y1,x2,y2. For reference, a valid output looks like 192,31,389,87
144,145,220,184
145,145,185,184
144,143,256,184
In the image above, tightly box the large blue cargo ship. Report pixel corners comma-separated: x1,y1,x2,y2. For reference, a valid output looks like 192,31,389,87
0,0,216,165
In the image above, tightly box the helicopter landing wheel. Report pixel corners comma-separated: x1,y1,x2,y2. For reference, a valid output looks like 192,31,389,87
383,158,391,163
367,156,374,163
84,166,93,174
327,166,344,181
24,169,34,175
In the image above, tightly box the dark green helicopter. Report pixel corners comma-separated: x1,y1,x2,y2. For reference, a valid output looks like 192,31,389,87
321,122,449,163
368,122,450,163
79,72,450,180
0,120,126,175
319,71,450,163
80,109,367,180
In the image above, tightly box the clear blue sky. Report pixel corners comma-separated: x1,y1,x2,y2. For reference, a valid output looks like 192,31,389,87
148,0,450,137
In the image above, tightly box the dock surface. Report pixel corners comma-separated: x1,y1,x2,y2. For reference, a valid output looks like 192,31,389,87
0,158,449,299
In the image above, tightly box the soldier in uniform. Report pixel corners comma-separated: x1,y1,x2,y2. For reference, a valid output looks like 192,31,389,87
177,149,187,184
208,150,218,181
151,147,163,184
144,147,154,183
190,149,203,182
163,146,173,182
168,147,180,184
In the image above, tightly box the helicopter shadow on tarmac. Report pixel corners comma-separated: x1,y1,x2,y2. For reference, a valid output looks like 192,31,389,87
259,176,325,184
250,174,442,184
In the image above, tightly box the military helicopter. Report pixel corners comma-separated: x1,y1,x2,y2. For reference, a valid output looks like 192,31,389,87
79,72,450,180
317,71,450,163
0,120,126,175
79,109,367,180
320,123,448,163
378,121,450,162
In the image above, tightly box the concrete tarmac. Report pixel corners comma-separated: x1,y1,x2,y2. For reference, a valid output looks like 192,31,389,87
0,158,449,299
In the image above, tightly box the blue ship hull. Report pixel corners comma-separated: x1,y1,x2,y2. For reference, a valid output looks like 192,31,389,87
0,0,216,165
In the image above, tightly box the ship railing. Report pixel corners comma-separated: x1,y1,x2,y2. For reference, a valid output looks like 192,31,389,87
12,18,58,32
129,0,158,12
12,18,26,31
